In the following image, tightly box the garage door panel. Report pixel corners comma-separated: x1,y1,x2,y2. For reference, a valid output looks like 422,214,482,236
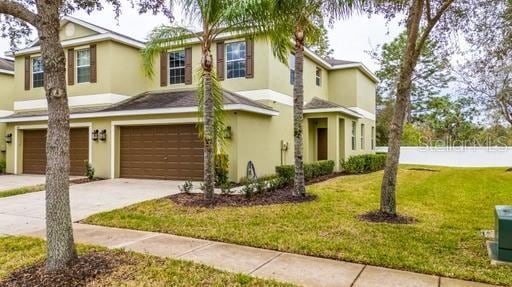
23,128,89,176
120,124,204,180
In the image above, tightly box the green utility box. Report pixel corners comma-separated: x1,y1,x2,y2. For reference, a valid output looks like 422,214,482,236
495,205,512,262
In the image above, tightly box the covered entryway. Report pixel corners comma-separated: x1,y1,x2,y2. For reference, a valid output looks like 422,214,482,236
22,128,89,176
119,124,203,180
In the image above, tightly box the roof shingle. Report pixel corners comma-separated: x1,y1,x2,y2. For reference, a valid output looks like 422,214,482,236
0,58,14,72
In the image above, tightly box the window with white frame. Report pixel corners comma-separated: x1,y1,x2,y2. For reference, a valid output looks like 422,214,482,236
226,41,246,79
289,53,295,84
169,50,185,84
32,57,44,88
315,67,321,86
76,49,91,83
351,121,356,150
361,124,365,149
371,126,375,150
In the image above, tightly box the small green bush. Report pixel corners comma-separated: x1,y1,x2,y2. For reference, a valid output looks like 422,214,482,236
341,154,387,174
215,153,229,186
275,160,335,183
179,181,193,193
83,160,95,180
0,159,5,173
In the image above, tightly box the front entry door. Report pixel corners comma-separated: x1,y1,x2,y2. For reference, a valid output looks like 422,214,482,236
317,128,328,161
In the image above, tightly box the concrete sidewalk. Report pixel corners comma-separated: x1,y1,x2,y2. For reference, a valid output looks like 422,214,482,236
25,224,498,287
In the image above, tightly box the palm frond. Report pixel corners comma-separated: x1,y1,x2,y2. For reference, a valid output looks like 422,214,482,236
195,67,227,154
141,25,198,78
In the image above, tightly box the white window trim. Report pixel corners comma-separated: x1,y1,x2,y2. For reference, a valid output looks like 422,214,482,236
315,67,321,86
76,48,91,84
32,56,44,89
168,50,186,85
361,124,365,149
225,41,247,79
13,122,92,175
351,121,356,150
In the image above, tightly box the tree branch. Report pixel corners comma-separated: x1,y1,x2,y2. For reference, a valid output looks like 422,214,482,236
0,0,38,27
414,0,455,59
425,0,432,21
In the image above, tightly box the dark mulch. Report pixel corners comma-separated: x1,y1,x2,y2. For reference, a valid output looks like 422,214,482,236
506,167,512,172
358,210,417,224
169,187,316,208
0,251,133,287
407,167,440,172
69,178,106,185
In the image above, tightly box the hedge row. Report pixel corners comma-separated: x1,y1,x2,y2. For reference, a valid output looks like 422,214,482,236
341,154,387,174
275,160,335,183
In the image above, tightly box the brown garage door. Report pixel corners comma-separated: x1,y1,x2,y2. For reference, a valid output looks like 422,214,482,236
120,124,203,180
22,128,89,176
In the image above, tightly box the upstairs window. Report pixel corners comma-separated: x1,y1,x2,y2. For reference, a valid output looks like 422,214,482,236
361,124,365,149
169,50,185,84
32,57,44,88
289,53,295,84
351,121,356,150
76,49,91,83
315,67,321,86
226,41,246,79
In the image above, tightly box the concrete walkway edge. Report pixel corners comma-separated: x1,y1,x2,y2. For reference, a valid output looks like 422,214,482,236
25,224,499,287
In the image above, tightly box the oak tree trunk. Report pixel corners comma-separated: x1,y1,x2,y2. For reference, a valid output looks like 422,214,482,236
202,45,215,201
36,3,77,271
380,0,424,215
293,29,306,197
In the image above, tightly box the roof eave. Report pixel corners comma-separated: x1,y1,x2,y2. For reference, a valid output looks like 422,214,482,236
303,107,362,118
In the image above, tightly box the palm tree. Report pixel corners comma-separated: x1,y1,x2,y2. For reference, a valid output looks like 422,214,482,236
262,0,363,196
141,0,267,201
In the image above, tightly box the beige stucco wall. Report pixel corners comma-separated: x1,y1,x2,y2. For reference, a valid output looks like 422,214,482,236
0,73,14,160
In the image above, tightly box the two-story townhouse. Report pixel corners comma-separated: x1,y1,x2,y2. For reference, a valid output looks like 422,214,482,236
0,16,377,181
0,57,14,161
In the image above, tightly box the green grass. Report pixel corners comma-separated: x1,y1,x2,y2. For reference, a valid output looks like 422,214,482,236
0,184,45,198
84,166,512,286
0,236,292,286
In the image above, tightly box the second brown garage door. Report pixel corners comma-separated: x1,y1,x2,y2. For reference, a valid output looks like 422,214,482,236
120,124,204,180
23,128,89,176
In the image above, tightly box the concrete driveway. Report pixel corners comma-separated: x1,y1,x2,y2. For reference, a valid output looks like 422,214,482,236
0,174,46,192
0,178,182,235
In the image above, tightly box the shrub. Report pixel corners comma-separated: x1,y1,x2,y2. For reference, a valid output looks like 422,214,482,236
215,153,229,186
179,181,193,193
341,154,387,174
0,160,5,173
83,161,95,180
220,182,234,195
275,160,335,183
241,181,255,199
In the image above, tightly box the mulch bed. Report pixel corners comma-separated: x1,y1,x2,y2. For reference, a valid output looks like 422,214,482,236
358,210,417,224
0,251,133,287
506,167,512,172
169,187,316,208
407,167,440,172
69,178,106,185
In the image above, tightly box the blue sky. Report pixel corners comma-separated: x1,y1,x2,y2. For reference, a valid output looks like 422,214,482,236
0,5,404,73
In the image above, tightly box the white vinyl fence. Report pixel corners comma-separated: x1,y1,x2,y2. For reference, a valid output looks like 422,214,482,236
376,146,512,167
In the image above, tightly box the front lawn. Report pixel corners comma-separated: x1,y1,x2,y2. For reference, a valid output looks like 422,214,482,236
0,184,45,198
0,236,292,286
84,166,512,286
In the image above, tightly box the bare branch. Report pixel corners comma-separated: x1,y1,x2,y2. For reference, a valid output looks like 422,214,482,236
414,0,455,58
0,0,37,27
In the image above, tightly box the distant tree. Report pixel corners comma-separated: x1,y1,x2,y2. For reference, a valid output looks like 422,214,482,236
0,0,171,272
308,26,334,58
371,30,454,145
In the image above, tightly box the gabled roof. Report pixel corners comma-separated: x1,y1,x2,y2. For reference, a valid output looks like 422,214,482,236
11,16,145,56
304,97,362,118
0,57,14,75
103,89,277,114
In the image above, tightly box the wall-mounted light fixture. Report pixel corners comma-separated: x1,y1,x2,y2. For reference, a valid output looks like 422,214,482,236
224,126,232,139
91,129,99,141
99,129,107,141
5,133,12,144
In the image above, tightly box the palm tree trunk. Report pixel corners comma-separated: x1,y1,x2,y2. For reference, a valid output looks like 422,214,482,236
380,0,424,215
293,29,306,197
37,3,76,271
202,47,215,201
